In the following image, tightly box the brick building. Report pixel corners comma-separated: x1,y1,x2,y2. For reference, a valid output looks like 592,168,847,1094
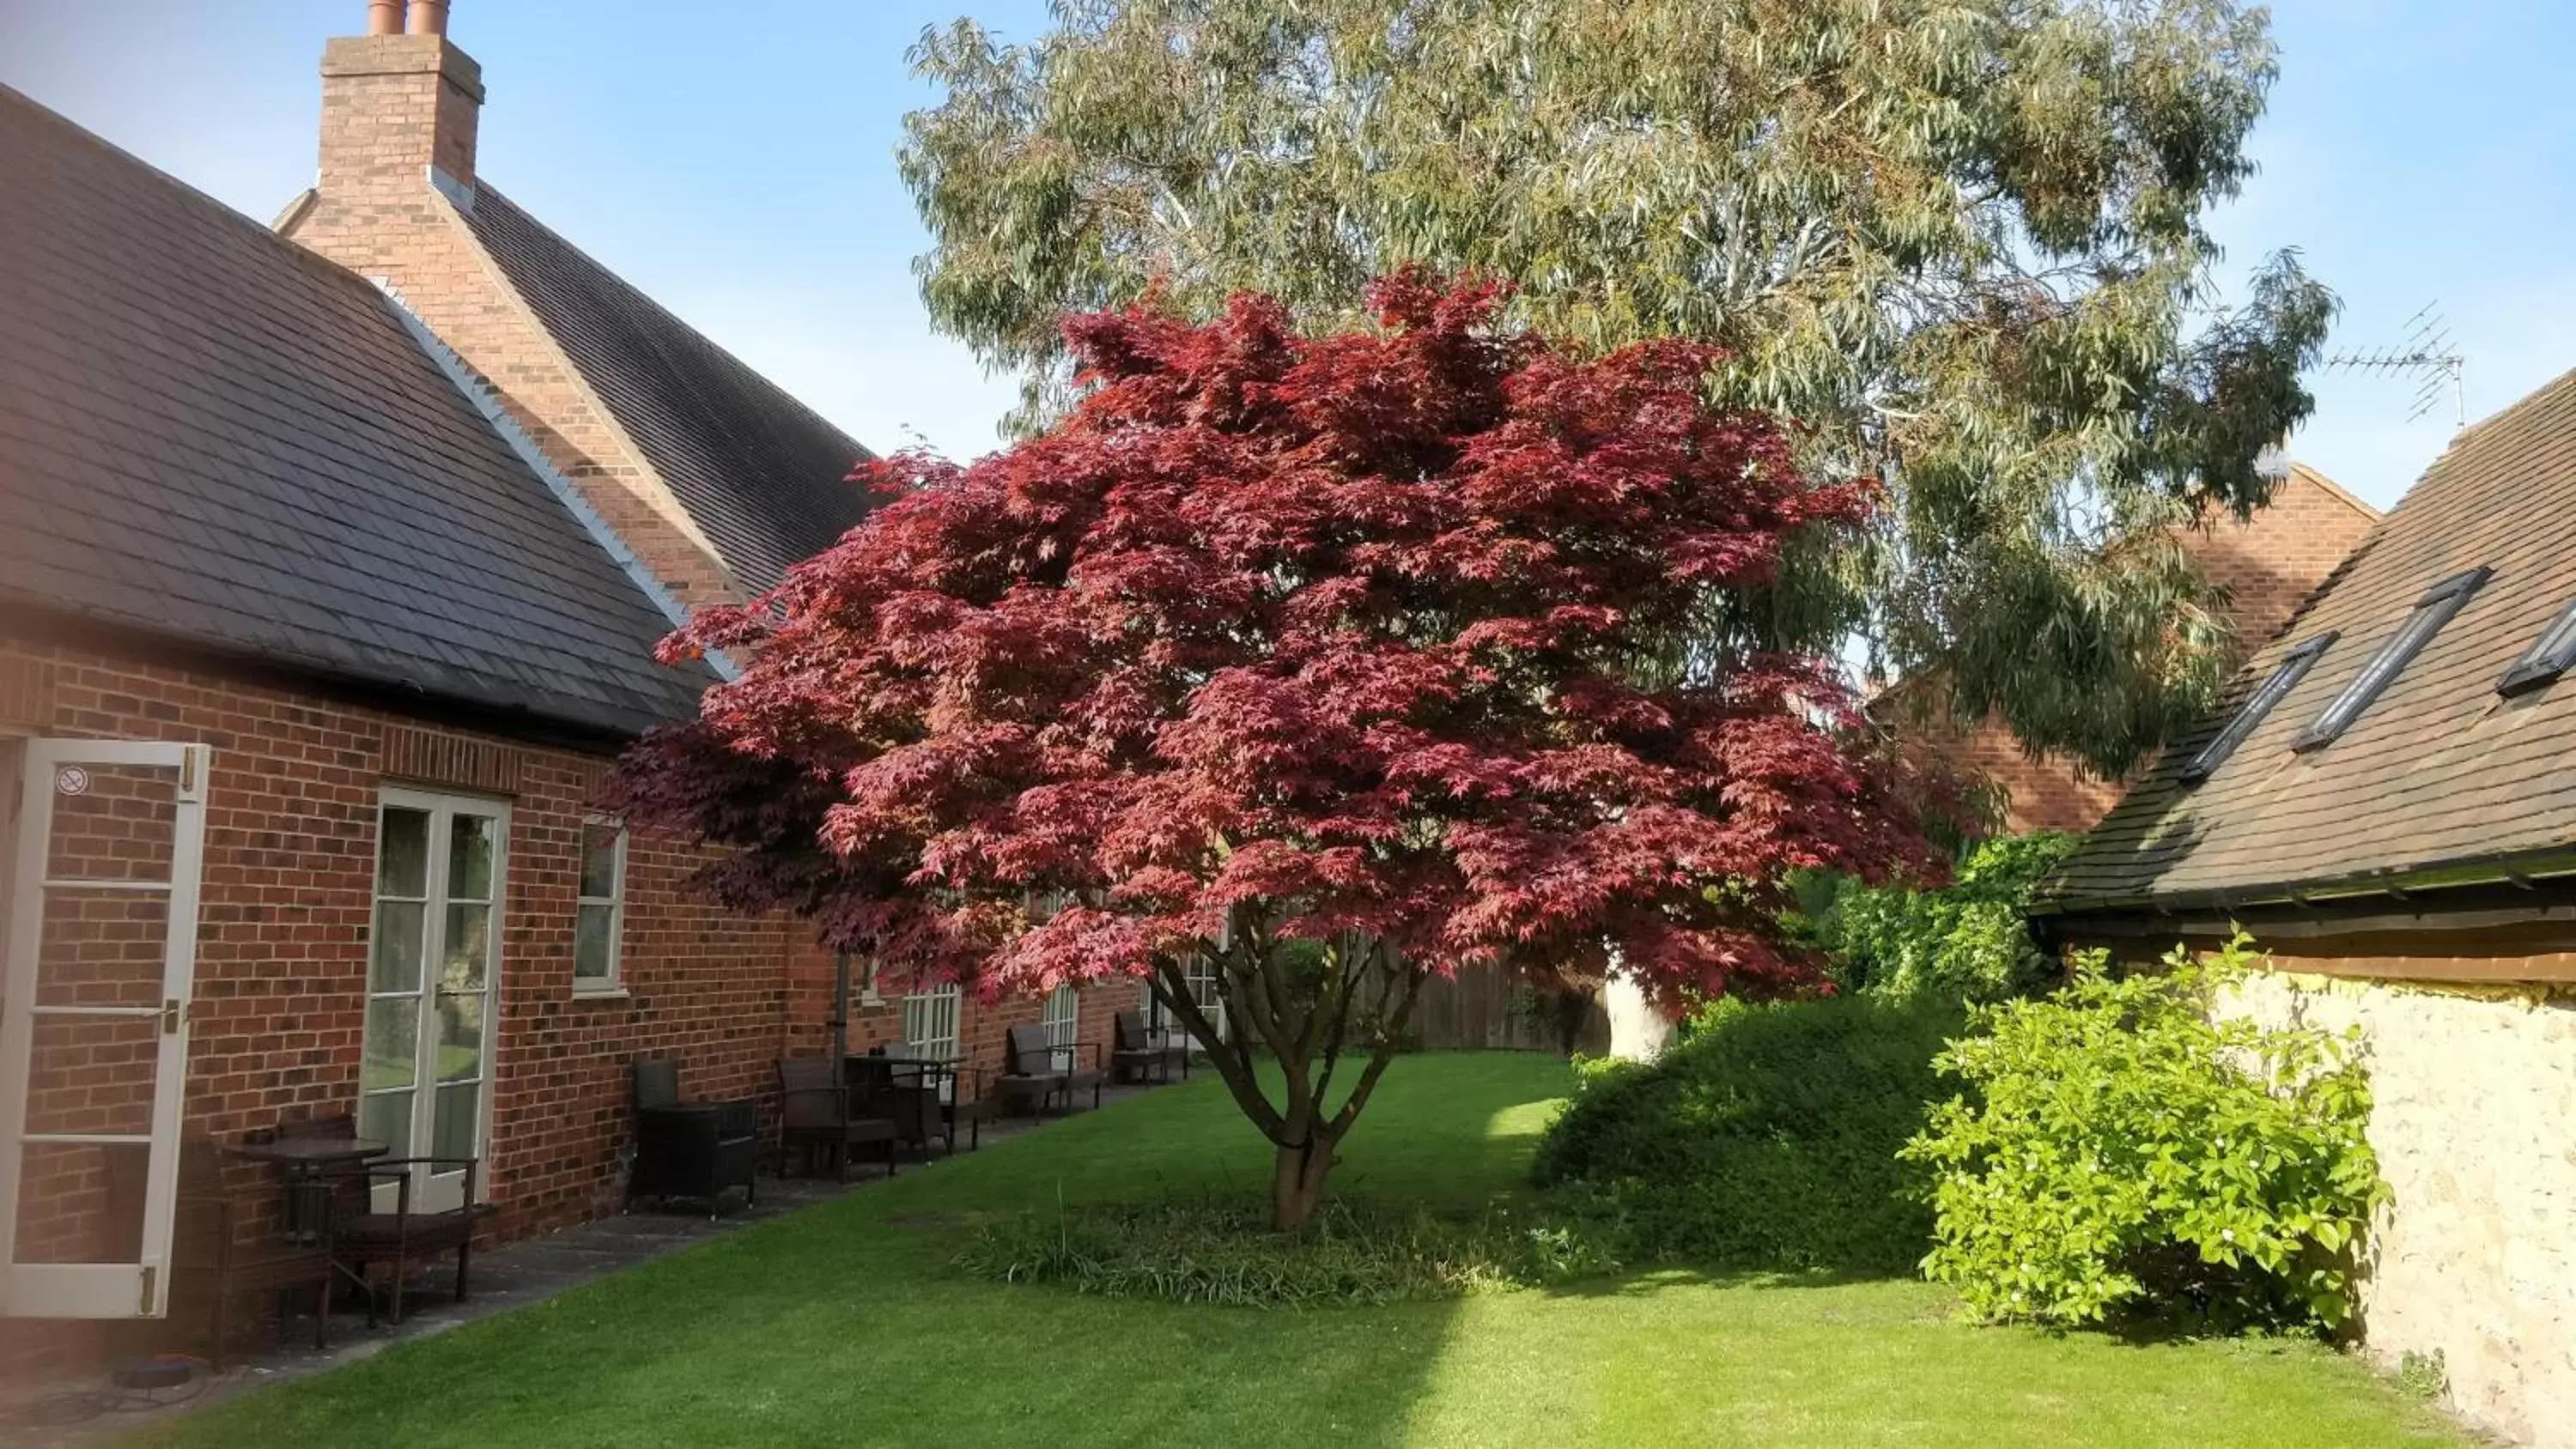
0,4,1121,1364
2032,367,2576,1446
1925,464,2380,834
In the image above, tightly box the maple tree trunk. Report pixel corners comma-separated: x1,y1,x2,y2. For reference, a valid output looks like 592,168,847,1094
1144,937,1426,1232
1271,1125,1338,1233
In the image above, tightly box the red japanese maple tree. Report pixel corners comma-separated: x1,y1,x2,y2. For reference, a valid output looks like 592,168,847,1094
612,273,1935,1227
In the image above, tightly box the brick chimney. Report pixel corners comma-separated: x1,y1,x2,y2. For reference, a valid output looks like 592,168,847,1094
316,1,481,203
284,1,751,614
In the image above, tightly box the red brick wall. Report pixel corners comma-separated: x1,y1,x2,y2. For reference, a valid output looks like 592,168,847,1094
1937,467,2381,834
0,634,1083,1369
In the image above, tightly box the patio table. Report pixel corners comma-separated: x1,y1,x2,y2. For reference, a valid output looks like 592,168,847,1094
224,1134,389,1241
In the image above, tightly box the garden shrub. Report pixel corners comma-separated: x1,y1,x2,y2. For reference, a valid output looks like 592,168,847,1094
954,1196,1613,1307
1531,993,1961,1274
1903,933,2382,1332
1800,831,2077,1003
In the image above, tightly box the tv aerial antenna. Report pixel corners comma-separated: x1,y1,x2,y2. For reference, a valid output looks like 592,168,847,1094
2322,304,2465,426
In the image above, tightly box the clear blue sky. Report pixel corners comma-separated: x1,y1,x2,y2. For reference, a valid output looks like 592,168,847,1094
4,0,2571,511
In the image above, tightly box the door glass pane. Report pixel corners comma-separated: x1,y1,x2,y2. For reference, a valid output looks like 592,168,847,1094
431,1082,479,1161
34,886,169,1009
370,899,425,992
42,763,178,884
574,903,614,980
26,1014,158,1137
435,992,483,1081
362,997,419,1091
378,807,430,896
447,814,495,902
11,1143,148,1265
440,904,490,990
360,1090,414,1159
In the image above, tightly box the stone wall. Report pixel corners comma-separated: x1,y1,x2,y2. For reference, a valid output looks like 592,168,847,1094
2223,970,2576,1447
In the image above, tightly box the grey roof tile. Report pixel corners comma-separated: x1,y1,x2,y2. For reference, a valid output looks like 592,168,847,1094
2045,367,2576,909
0,85,714,737
459,187,874,596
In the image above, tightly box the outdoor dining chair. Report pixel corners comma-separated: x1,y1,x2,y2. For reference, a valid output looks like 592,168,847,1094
994,1023,1104,1116
776,1056,899,1181
1111,1009,1190,1086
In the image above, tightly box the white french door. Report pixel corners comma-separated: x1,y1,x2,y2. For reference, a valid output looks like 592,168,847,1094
0,738,209,1319
361,789,504,1214
901,982,961,1102
1140,961,1224,1050
1042,984,1079,1051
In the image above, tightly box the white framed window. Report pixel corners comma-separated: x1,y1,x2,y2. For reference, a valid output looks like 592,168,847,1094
1182,955,1227,1043
363,788,505,1213
573,818,625,995
902,981,961,1062
1042,983,1079,1050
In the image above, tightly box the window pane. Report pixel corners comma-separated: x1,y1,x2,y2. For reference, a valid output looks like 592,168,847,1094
579,824,622,900
361,1089,414,1158
574,902,616,980
431,1082,480,1161
435,992,483,1081
441,903,490,991
447,814,496,902
378,808,429,896
1045,984,1078,1046
370,900,425,993
363,997,419,1092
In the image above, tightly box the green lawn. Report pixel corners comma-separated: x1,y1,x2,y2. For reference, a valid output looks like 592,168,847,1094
140,1054,2460,1448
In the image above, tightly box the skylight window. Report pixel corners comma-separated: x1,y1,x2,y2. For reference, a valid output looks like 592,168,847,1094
2293,565,2492,751
2179,633,2336,782
2498,597,2576,697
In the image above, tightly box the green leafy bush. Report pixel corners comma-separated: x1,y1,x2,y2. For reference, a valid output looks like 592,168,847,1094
1903,934,2382,1331
1533,994,1961,1274
955,1196,1613,1307
1801,832,2078,1003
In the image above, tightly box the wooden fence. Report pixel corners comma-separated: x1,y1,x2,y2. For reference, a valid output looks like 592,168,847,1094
1399,967,1609,1054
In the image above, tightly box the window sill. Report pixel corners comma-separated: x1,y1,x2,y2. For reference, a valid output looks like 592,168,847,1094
571,985,630,1003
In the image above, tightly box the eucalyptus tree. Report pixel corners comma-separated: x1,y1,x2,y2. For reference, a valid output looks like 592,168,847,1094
901,0,2335,774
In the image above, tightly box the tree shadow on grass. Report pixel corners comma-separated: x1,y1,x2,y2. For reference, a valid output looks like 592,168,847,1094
1537,1259,1914,1300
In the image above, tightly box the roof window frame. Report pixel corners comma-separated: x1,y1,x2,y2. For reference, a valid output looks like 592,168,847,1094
2293,565,2492,752
2497,597,2576,697
2178,631,2338,783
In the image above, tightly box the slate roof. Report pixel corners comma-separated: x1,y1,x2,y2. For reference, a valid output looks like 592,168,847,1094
0,86,714,739
2043,368,2576,912
459,186,873,596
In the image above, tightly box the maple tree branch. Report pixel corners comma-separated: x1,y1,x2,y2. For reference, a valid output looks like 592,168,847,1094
1309,932,1374,1114
1152,955,1285,1139
1329,959,1428,1137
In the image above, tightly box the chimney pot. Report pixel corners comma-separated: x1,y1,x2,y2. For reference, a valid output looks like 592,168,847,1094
366,1,403,34
404,0,449,36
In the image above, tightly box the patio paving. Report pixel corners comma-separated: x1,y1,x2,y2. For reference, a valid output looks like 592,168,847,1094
0,1082,1159,1446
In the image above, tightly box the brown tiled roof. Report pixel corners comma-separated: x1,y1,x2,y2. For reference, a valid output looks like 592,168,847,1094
459,187,873,596
0,86,713,738
2043,368,2576,911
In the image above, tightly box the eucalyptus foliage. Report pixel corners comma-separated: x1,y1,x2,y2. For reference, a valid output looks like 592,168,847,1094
902,0,2337,773
1804,831,2080,1004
